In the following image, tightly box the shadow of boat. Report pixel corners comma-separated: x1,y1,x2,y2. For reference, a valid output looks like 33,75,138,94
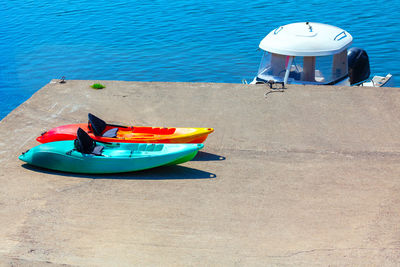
192,151,226,161
21,163,216,180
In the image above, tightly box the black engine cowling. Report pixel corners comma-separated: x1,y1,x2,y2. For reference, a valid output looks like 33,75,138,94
347,47,370,85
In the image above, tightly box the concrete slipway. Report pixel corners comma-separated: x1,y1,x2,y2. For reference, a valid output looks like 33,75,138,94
1,80,400,266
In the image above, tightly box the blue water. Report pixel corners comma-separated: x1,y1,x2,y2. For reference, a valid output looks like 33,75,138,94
1,0,399,119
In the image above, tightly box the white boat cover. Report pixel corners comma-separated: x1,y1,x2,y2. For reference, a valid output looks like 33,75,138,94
259,22,353,56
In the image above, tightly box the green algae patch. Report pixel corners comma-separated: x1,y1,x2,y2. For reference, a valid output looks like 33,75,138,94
91,83,106,89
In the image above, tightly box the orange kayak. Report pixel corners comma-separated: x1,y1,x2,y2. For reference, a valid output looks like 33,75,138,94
36,114,214,144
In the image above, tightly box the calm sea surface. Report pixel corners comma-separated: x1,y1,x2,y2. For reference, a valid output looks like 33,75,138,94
1,0,399,119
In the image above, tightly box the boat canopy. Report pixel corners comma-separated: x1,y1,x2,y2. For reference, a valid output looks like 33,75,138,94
259,22,353,56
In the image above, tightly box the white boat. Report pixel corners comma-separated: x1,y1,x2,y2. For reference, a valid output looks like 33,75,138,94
250,22,394,87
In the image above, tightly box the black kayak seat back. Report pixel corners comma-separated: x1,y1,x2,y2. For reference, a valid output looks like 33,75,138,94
88,113,107,136
74,127,104,155
102,127,118,138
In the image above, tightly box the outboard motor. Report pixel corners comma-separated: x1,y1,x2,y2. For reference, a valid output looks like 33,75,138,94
347,47,370,85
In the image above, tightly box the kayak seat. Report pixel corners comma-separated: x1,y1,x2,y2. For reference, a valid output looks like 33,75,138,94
75,127,104,156
92,145,104,156
89,113,119,138
88,113,107,136
102,127,118,138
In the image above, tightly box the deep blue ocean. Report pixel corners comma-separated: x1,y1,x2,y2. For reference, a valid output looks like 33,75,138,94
1,0,399,119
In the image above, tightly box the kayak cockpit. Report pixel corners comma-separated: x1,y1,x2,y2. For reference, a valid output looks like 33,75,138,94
88,113,177,137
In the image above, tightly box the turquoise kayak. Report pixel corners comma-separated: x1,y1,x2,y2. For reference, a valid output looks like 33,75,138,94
19,128,203,174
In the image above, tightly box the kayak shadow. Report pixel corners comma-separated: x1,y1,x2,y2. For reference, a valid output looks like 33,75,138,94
21,164,216,180
192,151,226,161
